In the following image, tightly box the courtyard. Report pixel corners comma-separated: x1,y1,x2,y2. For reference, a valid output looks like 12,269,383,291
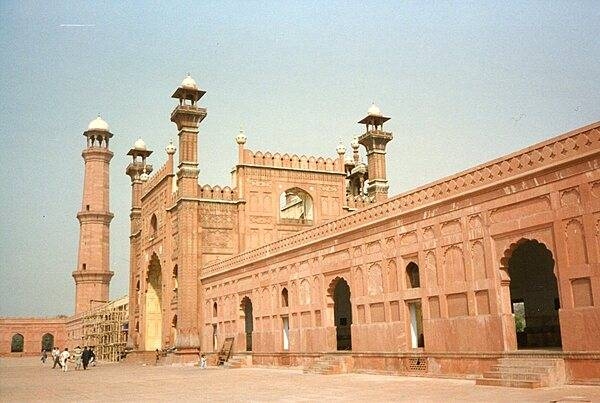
1,358,599,402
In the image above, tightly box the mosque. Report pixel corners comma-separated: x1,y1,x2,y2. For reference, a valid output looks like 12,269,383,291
1,74,599,387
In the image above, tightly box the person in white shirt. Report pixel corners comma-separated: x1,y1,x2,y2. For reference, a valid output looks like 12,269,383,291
52,347,61,369
60,348,71,372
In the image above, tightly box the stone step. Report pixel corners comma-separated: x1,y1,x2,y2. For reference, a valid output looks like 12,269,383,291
497,358,562,366
476,377,542,388
483,371,548,385
490,364,554,374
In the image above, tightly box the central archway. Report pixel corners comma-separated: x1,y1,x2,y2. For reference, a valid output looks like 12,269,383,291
145,253,163,351
504,239,561,349
332,278,352,350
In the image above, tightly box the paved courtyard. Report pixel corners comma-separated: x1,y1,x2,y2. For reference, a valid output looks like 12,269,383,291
1,357,599,402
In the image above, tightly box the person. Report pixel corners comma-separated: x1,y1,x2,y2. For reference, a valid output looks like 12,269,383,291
199,353,207,369
155,349,160,365
41,349,48,364
89,347,96,367
52,347,62,369
60,348,70,372
82,346,91,370
73,345,83,370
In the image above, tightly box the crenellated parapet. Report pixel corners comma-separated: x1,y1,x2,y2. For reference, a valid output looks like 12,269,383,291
241,149,342,172
198,184,237,201
344,194,374,210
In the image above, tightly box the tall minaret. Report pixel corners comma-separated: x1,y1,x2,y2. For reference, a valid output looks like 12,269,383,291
72,116,114,314
170,74,206,353
358,104,393,202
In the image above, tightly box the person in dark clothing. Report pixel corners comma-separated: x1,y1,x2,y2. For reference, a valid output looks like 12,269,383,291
89,347,96,366
52,347,62,369
82,346,91,370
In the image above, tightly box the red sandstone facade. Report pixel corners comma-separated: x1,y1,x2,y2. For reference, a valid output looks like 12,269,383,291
0,318,67,356
126,75,600,383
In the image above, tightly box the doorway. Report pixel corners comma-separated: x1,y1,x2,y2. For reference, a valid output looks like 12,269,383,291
407,301,424,348
333,278,352,350
507,239,561,348
241,297,253,351
282,317,290,351
212,324,218,352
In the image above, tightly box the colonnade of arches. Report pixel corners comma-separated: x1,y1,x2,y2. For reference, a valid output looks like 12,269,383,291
207,237,562,353
140,237,561,353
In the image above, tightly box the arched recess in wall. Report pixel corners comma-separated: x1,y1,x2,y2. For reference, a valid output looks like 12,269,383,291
405,262,420,288
170,315,177,347
281,287,289,307
240,296,253,351
150,214,158,237
11,333,24,353
387,260,398,293
41,333,54,351
172,265,178,292
213,301,218,318
279,187,314,224
500,238,561,349
327,277,352,350
145,252,163,351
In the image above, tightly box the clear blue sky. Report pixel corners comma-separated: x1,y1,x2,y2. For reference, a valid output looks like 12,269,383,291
1,1,598,316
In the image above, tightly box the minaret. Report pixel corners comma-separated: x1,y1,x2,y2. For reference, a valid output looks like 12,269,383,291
358,104,393,202
171,74,207,194
170,74,206,353
72,116,115,314
125,138,152,349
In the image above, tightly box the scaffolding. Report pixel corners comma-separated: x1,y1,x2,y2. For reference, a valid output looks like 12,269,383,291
81,296,128,362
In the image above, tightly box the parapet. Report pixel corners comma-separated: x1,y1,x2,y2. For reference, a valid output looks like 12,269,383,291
198,184,237,201
241,149,342,172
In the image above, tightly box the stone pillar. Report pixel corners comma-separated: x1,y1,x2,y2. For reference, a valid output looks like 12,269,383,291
72,117,114,315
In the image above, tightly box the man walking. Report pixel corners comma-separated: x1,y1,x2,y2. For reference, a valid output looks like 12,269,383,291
52,347,62,369
60,348,70,372
82,346,91,370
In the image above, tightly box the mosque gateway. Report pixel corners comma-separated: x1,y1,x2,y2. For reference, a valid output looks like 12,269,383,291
124,75,600,384
2,75,599,387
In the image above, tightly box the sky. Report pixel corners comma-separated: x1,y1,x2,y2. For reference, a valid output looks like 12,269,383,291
0,1,599,316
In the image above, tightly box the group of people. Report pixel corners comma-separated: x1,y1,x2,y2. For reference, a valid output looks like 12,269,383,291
44,346,96,372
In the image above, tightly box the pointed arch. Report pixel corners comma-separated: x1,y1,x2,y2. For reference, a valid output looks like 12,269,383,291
11,333,24,353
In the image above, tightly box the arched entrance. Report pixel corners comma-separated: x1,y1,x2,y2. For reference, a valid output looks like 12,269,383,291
331,278,352,350
241,297,253,351
41,333,54,351
11,333,24,353
504,239,561,349
145,253,163,351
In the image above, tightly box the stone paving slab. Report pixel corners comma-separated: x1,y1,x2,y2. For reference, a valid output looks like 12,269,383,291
1,358,599,402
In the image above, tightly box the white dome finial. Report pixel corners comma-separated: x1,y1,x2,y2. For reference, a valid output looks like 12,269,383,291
181,73,198,89
87,115,110,131
166,139,176,155
134,138,147,151
367,102,382,117
336,138,346,155
236,127,247,145
351,136,359,149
